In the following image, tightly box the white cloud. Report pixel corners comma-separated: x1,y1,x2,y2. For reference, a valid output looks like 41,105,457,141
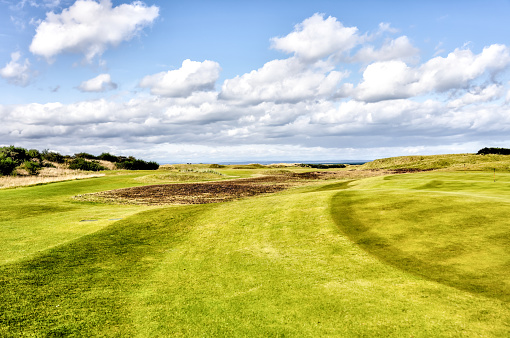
270,13,360,62
220,57,347,104
0,52,31,86
77,73,117,92
355,44,510,102
353,36,419,63
29,0,159,62
139,59,221,97
448,84,505,108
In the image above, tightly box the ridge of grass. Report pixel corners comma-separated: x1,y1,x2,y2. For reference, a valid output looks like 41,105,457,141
362,153,510,171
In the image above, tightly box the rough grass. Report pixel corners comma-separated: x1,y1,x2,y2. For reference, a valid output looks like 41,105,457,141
362,153,510,171
0,167,104,189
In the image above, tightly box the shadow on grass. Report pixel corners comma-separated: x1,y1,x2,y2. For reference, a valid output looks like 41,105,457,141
330,190,510,303
0,204,215,337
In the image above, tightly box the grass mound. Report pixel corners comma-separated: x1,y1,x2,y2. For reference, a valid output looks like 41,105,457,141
362,153,510,171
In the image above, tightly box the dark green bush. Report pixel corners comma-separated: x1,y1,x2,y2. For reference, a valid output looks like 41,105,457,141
299,163,346,169
42,150,66,163
98,152,120,162
23,161,41,175
68,158,106,171
115,158,159,170
0,157,17,176
74,152,97,160
477,147,510,155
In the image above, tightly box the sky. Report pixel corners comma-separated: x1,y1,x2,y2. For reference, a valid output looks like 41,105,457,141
1,0,510,163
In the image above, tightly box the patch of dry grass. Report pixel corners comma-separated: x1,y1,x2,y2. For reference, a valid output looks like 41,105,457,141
0,167,104,189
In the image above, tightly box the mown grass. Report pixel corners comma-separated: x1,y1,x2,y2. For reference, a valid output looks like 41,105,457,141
1,170,510,336
332,172,510,303
0,171,164,264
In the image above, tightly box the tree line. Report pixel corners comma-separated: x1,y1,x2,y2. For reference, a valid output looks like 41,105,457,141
0,146,159,176
477,147,510,155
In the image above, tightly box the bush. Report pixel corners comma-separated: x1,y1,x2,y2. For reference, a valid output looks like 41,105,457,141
116,158,159,170
98,152,120,162
299,163,346,169
68,158,106,171
23,161,41,175
74,152,97,160
477,147,510,155
42,150,65,163
0,157,17,176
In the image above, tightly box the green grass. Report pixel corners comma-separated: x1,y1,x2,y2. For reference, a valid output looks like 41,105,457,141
362,153,510,171
332,172,510,303
1,168,510,336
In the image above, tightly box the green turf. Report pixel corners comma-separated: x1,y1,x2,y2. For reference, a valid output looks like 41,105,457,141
1,171,510,336
332,172,510,303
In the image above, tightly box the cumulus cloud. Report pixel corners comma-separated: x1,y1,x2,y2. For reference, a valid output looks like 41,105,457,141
77,73,117,92
0,52,32,86
29,0,159,62
353,36,419,63
220,57,347,104
270,13,360,62
355,44,510,102
139,59,221,97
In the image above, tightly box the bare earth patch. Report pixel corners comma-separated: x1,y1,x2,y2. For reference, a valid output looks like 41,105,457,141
74,170,392,205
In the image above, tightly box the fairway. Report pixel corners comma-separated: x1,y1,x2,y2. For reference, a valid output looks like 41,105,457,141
1,169,510,336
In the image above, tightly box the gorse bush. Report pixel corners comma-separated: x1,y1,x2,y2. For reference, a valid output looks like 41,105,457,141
42,149,66,163
0,146,160,176
477,147,510,155
0,146,43,176
68,158,107,171
0,157,17,176
115,157,159,170
23,161,41,175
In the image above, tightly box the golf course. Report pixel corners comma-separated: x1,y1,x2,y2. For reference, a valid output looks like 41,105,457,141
1,155,509,337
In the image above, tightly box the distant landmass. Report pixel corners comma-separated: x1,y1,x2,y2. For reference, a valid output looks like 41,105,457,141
217,160,371,165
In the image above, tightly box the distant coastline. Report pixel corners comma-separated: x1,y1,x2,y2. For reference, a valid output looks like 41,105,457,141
216,160,371,165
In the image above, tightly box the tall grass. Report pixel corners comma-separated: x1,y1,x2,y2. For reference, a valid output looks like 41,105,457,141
362,153,510,171
0,167,103,189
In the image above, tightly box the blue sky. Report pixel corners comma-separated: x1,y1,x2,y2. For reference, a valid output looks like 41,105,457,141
1,0,510,163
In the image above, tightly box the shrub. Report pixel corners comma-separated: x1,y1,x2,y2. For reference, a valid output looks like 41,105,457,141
23,161,41,175
477,147,510,155
74,152,97,160
0,157,17,176
299,163,346,169
98,152,120,162
116,158,159,170
42,150,66,163
68,158,106,171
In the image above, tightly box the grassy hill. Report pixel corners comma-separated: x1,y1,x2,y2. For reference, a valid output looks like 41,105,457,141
361,153,510,171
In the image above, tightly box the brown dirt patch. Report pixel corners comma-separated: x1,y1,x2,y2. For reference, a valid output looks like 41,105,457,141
73,170,394,205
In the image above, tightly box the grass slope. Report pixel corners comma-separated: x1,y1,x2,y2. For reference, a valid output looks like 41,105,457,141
0,171,163,264
1,174,509,336
332,172,510,303
362,153,510,171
